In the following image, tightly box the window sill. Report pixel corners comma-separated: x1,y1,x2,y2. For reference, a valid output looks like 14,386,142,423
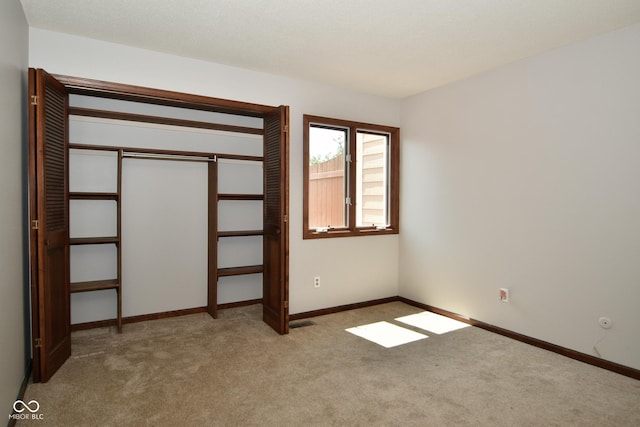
303,227,398,240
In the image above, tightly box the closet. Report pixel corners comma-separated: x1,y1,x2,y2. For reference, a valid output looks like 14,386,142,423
28,69,289,382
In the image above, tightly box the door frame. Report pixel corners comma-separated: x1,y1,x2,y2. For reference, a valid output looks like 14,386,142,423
29,72,291,380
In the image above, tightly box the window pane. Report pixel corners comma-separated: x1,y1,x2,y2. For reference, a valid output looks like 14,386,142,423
308,125,347,229
356,131,389,227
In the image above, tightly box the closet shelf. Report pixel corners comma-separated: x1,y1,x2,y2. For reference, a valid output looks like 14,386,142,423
68,145,123,332
70,279,120,293
218,193,263,201
69,192,119,200
70,237,120,245
217,265,264,277
217,230,263,238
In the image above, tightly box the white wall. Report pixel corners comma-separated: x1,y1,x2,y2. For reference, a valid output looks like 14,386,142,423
0,0,29,418
400,24,640,370
29,28,402,318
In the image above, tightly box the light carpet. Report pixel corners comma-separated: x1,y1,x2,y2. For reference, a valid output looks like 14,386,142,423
18,302,640,426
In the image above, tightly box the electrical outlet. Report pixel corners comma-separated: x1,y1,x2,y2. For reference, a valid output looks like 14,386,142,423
499,288,509,302
313,276,321,288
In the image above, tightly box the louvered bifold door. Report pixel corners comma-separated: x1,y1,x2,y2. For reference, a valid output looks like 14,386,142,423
29,68,71,382
262,105,290,334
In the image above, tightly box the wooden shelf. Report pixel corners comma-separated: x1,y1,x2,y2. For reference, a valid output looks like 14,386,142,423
69,107,264,136
70,279,120,293
70,237,120,245
69,192,119,200
69,144,120,153
218,193,263,201
217,154,264,162
217,265,264,277
217,230,263,238
68,145,123,332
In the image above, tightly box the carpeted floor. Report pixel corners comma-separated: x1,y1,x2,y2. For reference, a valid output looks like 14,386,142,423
18,302,640,426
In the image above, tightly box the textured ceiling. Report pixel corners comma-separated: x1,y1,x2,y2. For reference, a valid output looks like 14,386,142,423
20,0,640,98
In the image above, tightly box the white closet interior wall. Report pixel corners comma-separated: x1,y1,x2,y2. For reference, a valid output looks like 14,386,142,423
68,94,264,324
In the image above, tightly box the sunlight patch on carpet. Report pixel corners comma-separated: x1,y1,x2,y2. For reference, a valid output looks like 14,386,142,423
346,321,428,348
395,312,470,335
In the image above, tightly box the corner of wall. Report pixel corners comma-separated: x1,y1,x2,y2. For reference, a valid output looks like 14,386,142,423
1,0,30,419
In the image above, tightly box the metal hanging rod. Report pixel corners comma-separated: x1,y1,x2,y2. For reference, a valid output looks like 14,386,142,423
122,152,217,163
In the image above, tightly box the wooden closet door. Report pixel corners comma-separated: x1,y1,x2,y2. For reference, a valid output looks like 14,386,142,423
28,68,71,382
263,105,290,334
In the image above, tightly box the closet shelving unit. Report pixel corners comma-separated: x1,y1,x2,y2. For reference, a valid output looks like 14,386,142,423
68,146,123,332
68,103,267,324
209,154,265,317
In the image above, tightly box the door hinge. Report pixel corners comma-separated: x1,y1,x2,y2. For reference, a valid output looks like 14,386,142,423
284,301,288,308
34,338,42,348
283,124,288,133
31,220,39,230
31,95,38,106
345,197,352,206
283,214,288,223
346,154,352,162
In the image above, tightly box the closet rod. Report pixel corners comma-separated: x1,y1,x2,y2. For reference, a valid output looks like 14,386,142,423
70,144,263,163
70,143,217,158
123,152,217,163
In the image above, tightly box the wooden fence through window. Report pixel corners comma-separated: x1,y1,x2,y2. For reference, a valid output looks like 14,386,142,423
309,154,345,228
308,135,387,229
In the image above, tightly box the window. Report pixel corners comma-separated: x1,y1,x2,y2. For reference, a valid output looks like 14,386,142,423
303,115,399,238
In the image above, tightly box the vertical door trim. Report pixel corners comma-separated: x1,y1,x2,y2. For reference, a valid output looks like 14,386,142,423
28,68,42,383
208,157,218,318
